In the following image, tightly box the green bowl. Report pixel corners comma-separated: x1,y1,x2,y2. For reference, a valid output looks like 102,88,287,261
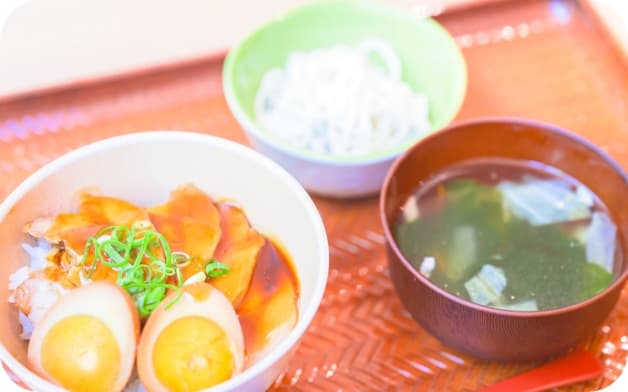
223,0,467,197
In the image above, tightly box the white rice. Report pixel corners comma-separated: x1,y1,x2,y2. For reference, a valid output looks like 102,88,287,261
8,266,31,295
21,240,51,270
9,239,70,339
17,310,34,340
8,240,53,300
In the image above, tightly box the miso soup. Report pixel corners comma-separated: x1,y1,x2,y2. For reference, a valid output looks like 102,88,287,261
394,158,619,311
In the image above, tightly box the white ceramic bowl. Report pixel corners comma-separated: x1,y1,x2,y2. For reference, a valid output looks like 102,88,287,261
0,131,329,392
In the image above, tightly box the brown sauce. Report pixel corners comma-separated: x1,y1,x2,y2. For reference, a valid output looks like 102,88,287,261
237,239,299,363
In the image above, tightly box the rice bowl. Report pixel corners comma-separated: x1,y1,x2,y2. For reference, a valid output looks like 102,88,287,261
0,131,329,391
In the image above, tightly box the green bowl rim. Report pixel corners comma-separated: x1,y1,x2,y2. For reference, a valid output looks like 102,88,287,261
222,0,468,165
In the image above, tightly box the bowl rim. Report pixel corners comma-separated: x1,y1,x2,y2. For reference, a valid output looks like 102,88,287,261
0,130,329,392
379,116,628,318
222,0,468,166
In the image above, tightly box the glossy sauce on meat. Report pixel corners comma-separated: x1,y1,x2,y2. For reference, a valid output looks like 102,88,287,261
26,185,299,364
238,239,299,363
30,184,300,366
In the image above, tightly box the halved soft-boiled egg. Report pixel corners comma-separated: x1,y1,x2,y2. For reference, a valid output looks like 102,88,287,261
137,282,245,392
27,281,140,392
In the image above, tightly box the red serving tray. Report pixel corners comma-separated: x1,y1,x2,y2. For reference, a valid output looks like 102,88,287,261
0,0,627,390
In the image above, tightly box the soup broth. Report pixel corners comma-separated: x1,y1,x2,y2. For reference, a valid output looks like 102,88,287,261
394,158,619,311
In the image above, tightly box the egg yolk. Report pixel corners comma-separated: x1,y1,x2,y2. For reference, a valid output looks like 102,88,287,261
40,315,121,392
153,316,234,391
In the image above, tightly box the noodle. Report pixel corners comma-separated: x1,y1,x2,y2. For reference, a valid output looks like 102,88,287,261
254,38,430,156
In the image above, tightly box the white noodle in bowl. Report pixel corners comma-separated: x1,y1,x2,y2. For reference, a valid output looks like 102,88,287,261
254,38,430,157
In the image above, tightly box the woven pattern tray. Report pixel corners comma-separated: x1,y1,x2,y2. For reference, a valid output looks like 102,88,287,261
1,0,627,390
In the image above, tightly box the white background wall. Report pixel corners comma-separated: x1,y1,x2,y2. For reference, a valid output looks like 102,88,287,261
0,1,625,100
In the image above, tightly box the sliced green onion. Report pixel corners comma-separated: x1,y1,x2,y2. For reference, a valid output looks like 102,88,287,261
80,224,230,318
205,259,230,278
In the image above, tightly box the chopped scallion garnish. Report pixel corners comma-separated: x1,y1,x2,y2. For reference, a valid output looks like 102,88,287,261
80,225,230,317
205,259,230,278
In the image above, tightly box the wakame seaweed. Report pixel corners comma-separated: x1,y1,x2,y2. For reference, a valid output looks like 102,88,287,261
394,175,616,311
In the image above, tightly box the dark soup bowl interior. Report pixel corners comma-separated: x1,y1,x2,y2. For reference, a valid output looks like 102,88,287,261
380,118,628,361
